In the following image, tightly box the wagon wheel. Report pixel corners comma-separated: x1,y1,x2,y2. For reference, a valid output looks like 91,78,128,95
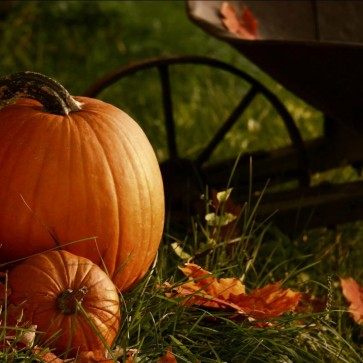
82,55,309,227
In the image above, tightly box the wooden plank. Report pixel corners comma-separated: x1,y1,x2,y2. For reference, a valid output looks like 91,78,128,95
237,180,363,234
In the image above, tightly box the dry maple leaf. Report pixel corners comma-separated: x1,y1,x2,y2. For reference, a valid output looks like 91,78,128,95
166,263,301,322
229,281,301,319
220,2,259,40
340,277,363,325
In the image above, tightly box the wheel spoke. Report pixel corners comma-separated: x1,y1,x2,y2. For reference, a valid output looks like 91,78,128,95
196,86,258,166
158,65,178,159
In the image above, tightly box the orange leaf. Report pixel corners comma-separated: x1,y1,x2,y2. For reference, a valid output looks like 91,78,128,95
220,2,259,40
230,282,301,319
77,346,133,362
32,346,133,363
77,350,114,362
340,277,363,325
157,347,178,363
167,263,301,321
32,346,68,363
179,263,246,296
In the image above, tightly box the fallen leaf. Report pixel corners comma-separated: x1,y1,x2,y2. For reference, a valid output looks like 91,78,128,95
18,324,37,348
32,346,68,363
295,293,327,314
230,281,301,319
220,2,259,40
179,263,246,299
77,349,114,362
77,346,134,362
31,345,136,363
157,347,178,363
166,263,301,322
340,277,363,325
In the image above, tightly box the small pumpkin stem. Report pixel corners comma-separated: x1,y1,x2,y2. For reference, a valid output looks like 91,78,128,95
0,71,82,115
57,286,88,315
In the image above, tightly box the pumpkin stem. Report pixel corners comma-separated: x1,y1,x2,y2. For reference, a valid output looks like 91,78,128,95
57,286,88,315
0,71,82,115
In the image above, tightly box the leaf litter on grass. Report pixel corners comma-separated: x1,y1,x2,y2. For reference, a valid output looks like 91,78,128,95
2,187,363,362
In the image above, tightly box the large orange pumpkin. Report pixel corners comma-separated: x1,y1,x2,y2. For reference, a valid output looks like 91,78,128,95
0,71,165,290
8,250,120,357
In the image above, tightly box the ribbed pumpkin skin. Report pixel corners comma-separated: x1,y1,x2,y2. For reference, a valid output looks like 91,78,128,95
0,96,165,290
8,250,120,356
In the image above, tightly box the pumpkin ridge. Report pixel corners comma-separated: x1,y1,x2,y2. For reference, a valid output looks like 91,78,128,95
79,275,114,291
0,111,60,256
134,147,157,282
73,111,121,276
66,116,93,252
80,110,140,280
113,117,160,286
102,111,157,287
59,251,96,290
59,250,77,289
76,313,115,346
25,115,65,247
13,258,64,295
58,113,74,247
18,113,66,250
0,108,28,173
80,301,120,315
14,112,74,252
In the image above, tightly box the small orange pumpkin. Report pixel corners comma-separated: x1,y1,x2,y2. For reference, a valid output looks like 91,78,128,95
0,71,165,290
8,250,120,357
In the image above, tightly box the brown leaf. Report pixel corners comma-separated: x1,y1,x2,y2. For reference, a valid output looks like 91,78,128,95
220,2,259,40
167,263,301,321
340,277,363,325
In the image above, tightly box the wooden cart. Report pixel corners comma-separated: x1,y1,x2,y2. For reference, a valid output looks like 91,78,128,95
84,1,363,234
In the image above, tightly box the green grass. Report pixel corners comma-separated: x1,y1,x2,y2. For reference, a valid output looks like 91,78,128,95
2,193,363,361
111,195,363,362
1,1,363,362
